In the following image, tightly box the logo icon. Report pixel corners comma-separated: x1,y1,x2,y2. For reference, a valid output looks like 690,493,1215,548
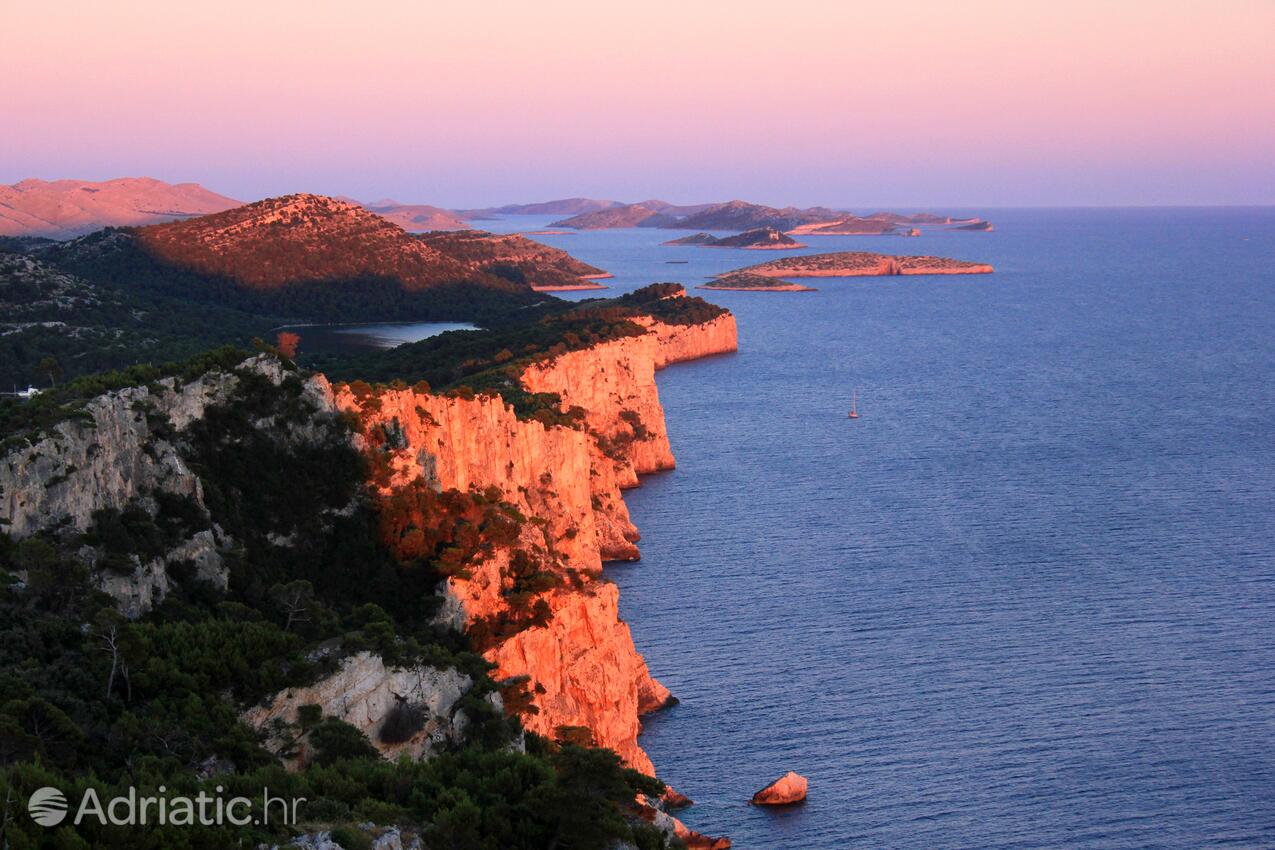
28,787,68,827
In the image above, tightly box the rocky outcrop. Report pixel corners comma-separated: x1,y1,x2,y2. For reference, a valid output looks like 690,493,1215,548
93,529,228,619
750,771,809,805
637,796,732,849
245,652,476,767
338,315,737,777
0,356,337,615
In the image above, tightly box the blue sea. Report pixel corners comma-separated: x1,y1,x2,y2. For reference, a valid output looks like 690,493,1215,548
496,209,1274,848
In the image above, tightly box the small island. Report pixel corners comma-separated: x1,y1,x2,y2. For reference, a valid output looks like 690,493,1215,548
663,227,806,249
723,251,994,278
698,272,816,292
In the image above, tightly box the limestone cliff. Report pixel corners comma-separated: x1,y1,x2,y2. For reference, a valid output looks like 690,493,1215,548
244,651,478,767
339,313,737,776
0,356,338,615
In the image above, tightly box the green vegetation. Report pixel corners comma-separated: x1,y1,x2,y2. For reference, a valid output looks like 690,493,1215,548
310,284,726,422
47,227,544,324
0,346,253,454
0,251,272,390
0,360,675,849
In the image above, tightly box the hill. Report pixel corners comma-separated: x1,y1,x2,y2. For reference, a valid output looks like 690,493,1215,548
456,198,623,218
672,200,843,232
551,202,665,229
418,229,611,290
0,177,240,239
363,200,468,230
37,194,546,322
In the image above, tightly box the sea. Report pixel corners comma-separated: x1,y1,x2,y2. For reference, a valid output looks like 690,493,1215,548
378,208,1275,848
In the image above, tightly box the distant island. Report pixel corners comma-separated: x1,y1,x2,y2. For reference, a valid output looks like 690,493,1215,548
698,272,816,291
787,217,897,235
551,198,991,234
454,197,624,218
724,251,994,278
361,199,468,231
663,227,805,249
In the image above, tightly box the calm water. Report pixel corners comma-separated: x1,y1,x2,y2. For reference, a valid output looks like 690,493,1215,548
276,321,476,353
481,211,1269,850
485,209,1275,848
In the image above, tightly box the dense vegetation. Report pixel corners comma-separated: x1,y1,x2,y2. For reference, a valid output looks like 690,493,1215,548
0,252,273,390
0,358,674,849
42,229,546,324
0,346,253,453
312,284,727,417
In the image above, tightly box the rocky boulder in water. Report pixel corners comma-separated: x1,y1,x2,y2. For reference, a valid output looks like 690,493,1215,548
750,771,808,805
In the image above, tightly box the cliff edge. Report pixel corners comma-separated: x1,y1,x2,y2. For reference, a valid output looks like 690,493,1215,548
339,311,738,776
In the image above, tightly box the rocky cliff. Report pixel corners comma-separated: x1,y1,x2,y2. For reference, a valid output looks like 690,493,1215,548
245,651,478,767
0,356,340,616
339,312,737,776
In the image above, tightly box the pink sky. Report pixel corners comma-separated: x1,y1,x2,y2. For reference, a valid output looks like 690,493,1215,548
3,0,1273,207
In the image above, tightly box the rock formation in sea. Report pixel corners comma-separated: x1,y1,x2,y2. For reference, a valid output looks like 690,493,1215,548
751,771,809,805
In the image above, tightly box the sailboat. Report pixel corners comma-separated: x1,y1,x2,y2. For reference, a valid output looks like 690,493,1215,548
847,389,860,419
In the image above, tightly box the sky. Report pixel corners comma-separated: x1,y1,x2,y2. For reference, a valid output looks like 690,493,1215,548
3,0,1273,208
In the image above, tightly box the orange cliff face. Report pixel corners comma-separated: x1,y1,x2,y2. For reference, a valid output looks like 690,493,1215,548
334,313,738,777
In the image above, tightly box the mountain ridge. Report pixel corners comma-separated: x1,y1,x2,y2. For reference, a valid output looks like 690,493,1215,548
0,177,240,239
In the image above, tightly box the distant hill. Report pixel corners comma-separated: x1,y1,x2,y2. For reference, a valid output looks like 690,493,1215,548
456,198,623,218
0,177,240,239
551,202,666,229
37,194,545,322
363,200,468,231
417,229,611,291
673,200,843,232
556,199,843,232
552,198,988,233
